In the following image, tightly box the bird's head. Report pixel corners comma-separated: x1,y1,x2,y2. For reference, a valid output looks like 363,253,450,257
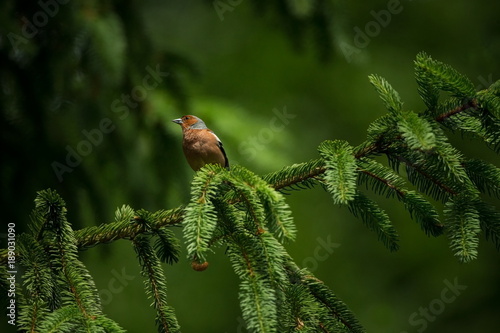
172,115,207,130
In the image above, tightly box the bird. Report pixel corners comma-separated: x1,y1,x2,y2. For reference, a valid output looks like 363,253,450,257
172,115,229,171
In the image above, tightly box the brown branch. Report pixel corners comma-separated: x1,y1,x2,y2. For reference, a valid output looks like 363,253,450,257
359,169,406,197
0,207,184,265
435,99,478,122
392,154,458,196
354,141,382,159
272,165,326,191
75,207,185,249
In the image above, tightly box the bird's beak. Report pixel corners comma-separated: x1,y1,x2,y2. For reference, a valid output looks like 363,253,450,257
172,118,182,124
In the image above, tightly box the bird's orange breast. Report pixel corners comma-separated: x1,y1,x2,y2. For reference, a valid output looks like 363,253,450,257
182,130,226,171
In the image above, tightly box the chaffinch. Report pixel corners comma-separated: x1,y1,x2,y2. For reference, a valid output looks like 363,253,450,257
172,115,229,171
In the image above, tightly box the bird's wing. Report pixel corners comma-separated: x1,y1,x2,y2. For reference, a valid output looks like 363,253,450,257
209,130,230,169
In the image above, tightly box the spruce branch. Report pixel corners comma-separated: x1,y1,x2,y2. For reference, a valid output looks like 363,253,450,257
444,195,481,263
348,192,400,252
318,140,358,205
13,190,127,332
368,74,403,114
75,206,184,250
34,306,81,333
477,87,500,119
133,234,181,333
475,201,500,251
464,159,500,198
263,158,325,191
183,165,224,264
357,158,443,236
226,235,279,333
34,190,101,318
17,234,54,331
153,227,181,265
398,112,436,151
284,260,366,333
435,99,478,122
414,51,476,100
389,153,459,199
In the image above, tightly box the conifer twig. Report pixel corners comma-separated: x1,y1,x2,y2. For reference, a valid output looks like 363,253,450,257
75,207,185,249
0,207,185,265
435,99,478,122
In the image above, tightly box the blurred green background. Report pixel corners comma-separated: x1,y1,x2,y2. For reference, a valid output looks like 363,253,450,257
1,0,500,332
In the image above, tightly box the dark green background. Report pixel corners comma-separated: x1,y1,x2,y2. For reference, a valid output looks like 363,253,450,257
2,0,499,332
